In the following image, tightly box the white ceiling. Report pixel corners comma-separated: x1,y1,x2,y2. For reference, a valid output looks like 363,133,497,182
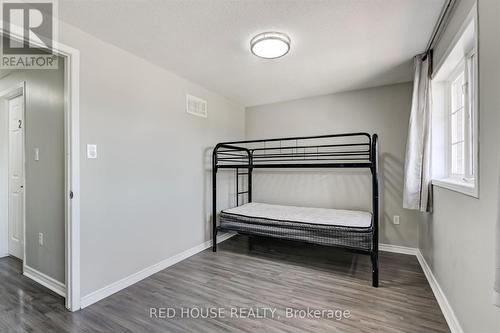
59,0,445,107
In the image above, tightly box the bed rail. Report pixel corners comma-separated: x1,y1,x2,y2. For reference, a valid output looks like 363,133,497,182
211,132,379,287
213,132,372,169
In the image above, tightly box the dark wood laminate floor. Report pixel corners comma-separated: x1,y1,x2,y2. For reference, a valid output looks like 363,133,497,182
0,236,450,333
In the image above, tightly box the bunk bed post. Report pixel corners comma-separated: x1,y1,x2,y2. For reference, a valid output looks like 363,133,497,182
371,134,379,287
236,168,239,206
248,151,253,203
212,146,218,252
247,151,253,251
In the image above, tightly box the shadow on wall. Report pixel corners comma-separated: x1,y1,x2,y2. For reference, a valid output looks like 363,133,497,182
252,168,372,211
206,153,405,215
204,148,418,247
380,152,407,243
417,211,435,266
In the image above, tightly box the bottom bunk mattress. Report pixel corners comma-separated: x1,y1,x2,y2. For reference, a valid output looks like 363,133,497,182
219,202,373,251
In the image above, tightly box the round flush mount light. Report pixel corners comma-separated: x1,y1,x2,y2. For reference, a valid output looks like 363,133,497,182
250,32,291,59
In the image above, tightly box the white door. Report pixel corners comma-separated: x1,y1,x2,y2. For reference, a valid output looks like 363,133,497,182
8,95,24,260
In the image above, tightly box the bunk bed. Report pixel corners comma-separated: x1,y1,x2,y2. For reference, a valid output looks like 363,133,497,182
211,132,379,287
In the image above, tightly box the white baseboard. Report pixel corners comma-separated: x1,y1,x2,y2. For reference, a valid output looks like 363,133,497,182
78,235,463,333
0,253,9,258
416,250,464,333
379,244,463,333
80,232,236,309
23,264,66,297
379,243,418,255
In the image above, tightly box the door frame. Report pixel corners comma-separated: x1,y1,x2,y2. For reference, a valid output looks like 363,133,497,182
0,83,26,263
0,28,81,311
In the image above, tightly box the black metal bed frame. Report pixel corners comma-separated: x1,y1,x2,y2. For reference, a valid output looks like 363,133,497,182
211,132,379,287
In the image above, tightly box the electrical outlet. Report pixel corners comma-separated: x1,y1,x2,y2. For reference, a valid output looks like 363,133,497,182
38,233,44,246
393,216,400,225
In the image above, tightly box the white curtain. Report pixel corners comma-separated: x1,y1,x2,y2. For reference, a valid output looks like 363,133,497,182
403,54,432,212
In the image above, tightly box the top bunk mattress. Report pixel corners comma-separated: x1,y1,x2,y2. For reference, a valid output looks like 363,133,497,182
221,202,372,228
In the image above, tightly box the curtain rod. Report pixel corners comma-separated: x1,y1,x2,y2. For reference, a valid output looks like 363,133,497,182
423,0,457,59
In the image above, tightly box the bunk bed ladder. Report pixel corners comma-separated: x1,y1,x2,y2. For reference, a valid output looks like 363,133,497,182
236,166,253,250
213,144,252,252
236,168,249,206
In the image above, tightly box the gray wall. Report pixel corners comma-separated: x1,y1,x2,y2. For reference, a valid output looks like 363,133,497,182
246,82,418,247
418,0,500,332
59,23,245,297
0,64,66,283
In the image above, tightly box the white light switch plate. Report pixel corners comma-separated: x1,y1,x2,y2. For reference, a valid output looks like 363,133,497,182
87,144,97,159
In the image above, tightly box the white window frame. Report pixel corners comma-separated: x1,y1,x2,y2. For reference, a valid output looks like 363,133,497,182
431,5,478,198
445,53,474,177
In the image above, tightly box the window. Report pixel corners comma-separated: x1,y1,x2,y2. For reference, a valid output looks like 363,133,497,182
448,51,476,181
431,12,478,197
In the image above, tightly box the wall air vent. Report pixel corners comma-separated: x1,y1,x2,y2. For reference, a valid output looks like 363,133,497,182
186,94,207,118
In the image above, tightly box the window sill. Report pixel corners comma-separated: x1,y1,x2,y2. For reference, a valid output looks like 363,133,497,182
431,178,478,198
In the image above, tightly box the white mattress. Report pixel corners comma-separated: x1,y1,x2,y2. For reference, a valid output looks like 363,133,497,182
222,202,372,228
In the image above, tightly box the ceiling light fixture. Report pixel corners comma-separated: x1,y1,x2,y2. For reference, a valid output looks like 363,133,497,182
250,32,291,59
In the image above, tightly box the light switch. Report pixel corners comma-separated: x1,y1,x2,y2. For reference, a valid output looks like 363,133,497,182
34,148,39,161
87,144,97,159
